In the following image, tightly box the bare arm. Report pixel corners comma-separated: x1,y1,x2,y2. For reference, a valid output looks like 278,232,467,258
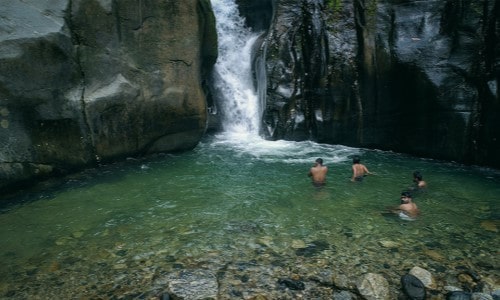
363,165,373,175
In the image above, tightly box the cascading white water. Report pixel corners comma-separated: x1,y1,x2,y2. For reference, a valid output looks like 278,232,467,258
208,0,354,162
211,0,261,138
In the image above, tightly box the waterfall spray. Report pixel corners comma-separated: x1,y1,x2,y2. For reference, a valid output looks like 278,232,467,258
211,0,261,138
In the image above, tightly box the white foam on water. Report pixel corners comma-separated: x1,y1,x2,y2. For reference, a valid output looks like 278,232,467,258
205,131,358,164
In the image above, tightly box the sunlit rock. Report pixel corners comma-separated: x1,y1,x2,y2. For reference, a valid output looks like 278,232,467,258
356,273,390,299
167,270,218,300
409,266,436,289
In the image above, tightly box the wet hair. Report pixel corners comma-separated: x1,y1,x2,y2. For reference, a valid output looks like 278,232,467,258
413,171,423,181
352,156,361,164
315,158,323,165
401,191,412,198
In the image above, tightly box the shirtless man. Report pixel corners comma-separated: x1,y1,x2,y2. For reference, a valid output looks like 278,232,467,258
413,171,427,189
392,191,420,220
308,158,328,187
351,156,373,182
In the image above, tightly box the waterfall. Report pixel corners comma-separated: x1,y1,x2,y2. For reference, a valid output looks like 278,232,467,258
211,0,262,138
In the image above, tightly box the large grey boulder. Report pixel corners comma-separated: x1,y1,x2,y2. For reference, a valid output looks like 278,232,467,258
0,0,217,192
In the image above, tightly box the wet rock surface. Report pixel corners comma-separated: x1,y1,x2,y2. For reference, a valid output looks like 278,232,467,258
260,0,500,168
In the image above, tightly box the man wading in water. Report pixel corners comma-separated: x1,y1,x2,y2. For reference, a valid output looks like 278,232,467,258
351,155,374,182
308,158,328,187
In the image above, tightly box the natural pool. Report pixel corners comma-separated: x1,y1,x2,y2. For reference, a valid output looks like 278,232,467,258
0,133,499,299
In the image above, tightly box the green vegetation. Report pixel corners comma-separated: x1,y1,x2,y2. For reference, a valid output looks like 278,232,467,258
366,0,378,17
325,0,343,14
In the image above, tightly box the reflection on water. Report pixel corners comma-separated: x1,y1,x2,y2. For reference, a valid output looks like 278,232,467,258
0,135,499,298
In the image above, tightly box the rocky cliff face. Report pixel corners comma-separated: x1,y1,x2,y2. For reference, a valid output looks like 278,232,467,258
1,0,499,193
253,0,499,167
0,0,217,192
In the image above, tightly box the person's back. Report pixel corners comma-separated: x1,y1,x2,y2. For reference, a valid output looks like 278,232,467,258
351,156,372,182
309,158,328,187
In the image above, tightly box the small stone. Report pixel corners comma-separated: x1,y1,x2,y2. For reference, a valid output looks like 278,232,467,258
480,220,498,232
168,270,218,300
378,240,400,248
471,293,493,300
401,274,426,300
160,293,171,300
291,239,306,249
424,249,445,261
332,273,352,290
444,286,464,292
409,266,435,289
458,273,476,288
290,273,301,281
447,291,472,300
277,278,305,290
257,236,273,247
333,290,355,300
357,273,390,299
113,263,127,270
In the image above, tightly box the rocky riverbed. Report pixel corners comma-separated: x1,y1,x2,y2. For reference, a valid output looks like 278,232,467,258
1,219,498,299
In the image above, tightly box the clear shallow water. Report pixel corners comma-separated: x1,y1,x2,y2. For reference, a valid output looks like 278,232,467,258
0,134,498,298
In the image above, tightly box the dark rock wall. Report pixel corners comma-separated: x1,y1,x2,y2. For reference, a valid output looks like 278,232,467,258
263,0,332,140
235,0,274,32
257,0,499,167
0,0,217,192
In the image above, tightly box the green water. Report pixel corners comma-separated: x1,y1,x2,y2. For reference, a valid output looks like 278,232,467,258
1,134,499,298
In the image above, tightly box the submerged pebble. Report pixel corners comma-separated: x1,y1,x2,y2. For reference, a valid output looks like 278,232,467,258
401,274,426,300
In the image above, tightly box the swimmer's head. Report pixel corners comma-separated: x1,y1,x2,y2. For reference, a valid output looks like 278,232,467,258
352,156,361,164
413,171,423,181
400,191,412,203
315,158,323,165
